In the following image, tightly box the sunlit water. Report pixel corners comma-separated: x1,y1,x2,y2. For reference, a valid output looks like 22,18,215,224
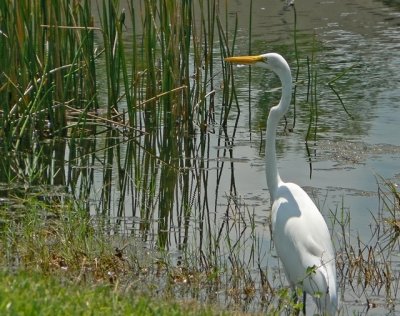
224,0,400,215
209,1,400,314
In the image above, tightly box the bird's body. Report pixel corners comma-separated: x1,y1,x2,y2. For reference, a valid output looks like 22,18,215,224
225,53,338,315
272,181,337,314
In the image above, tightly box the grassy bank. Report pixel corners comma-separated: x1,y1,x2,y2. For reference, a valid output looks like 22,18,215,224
0,270,222,316
0,177,399,314
0,198,237,315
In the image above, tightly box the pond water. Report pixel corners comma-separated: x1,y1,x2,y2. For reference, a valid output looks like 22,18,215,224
214,1,400,313
3,0,399,314
224,0,400,227
87,0,400,314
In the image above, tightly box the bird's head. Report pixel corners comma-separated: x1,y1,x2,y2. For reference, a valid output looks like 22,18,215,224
225,53,290,78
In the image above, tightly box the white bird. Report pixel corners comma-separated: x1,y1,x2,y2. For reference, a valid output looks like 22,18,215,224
225,53,338,315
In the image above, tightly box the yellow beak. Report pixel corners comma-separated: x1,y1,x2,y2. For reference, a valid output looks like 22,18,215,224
224,55,264,64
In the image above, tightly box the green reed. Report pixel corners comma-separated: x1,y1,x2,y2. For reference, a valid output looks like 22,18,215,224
0,1,99,140
217,11,238,127
0,3,277,310
0,0,232,216
331,179,400,312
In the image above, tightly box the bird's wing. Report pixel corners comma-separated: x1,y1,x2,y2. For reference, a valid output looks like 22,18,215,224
272,182,335,283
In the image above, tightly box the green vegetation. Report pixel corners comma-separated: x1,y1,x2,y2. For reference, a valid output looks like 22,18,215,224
0,182,398,314
0,0,399,315
0,271,220,316
0,198,238,315
0,0,237,241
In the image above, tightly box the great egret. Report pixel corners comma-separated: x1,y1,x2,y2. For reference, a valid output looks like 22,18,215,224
225,53,338,315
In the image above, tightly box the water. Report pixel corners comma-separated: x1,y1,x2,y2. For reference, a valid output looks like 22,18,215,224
97,0,400,313
216,1,400,313
3,0,400,314
222,0,400,220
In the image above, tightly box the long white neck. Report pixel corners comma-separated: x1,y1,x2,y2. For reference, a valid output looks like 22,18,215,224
265,68,292,203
